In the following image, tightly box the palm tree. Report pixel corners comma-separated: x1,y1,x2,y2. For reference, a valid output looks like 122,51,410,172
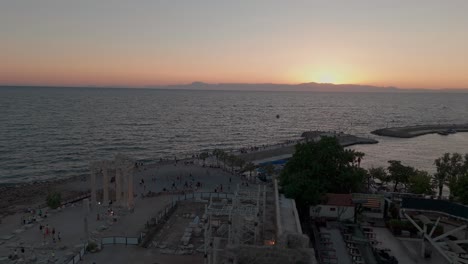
236,158,246,173
212,149,222,167
263,163,275,177
219,151,227,170
244,162,256,177
354,151,364,167
199,152,209,166
225,154,235,173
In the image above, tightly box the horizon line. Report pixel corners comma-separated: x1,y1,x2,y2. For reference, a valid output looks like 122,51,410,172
1,82,468,91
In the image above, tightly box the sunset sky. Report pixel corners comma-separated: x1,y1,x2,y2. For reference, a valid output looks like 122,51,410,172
2,1,468,89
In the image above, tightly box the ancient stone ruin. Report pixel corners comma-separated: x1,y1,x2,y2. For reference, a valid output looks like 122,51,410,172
89,154,135,210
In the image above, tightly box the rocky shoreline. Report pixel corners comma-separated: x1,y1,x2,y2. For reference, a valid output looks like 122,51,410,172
371,123,468,138
0,175,89,219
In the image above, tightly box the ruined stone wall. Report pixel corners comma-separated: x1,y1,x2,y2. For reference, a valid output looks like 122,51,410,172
277,232,310,249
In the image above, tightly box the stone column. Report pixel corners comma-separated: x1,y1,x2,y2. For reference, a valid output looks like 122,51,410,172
212,237,221,264
90,169,97,210
103,166,109,205
83,198,90,215
121,170,127,207
116,168,122,205
128,168,134,209
83,198,90,241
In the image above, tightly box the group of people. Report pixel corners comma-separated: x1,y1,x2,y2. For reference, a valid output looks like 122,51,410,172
8,247,26,261
39,224,61,244
22,208,48,225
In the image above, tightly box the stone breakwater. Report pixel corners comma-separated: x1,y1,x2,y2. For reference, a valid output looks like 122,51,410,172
371,124,468,138
238,132,378,162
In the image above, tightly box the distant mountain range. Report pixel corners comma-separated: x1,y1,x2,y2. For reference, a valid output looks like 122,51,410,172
3,82,468,92
145,82,468,92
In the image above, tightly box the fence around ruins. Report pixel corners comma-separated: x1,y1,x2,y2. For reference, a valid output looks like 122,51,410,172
66,242,88,264
63,191,233,263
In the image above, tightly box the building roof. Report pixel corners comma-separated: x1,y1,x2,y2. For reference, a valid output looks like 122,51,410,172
325,193,354,207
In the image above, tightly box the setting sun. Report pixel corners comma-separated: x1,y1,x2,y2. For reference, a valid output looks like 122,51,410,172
318,73,338,84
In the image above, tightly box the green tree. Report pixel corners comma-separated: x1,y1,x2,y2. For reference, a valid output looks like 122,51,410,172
368,166,389,190
434,153,464,198
46,192,62,209
463,154,468,173
407,170,434,195
368,167,389,183
454,173,468,204
387,160,414,192
280,137,366,218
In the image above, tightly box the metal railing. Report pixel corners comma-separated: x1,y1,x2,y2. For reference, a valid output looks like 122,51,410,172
402,197,468,221
64,191,235,263
101,236,141,246
65,242,87,264
171,191,234,202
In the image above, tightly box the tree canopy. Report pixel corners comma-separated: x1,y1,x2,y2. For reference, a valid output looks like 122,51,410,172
454,173,468,204
279,137,366,213
434,153,467,198
407,170,434,195
387,160,415,192
368,167,389,184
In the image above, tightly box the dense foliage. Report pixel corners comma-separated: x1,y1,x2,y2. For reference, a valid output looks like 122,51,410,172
454,173,468,204
407,170,434,195
387,160,415,192
46,192,62,209
279,137,367,215
434,153,468,198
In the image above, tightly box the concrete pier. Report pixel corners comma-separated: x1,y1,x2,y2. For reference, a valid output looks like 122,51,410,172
239,131,378,162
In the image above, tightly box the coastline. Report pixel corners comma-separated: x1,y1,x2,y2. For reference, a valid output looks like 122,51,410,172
371,123,468,138
0,133,375,219
0,174,89,218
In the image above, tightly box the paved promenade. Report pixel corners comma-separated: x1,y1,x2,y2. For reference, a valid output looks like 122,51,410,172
0,161,241,263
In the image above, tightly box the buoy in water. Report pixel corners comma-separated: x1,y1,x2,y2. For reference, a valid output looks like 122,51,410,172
276,114,280,119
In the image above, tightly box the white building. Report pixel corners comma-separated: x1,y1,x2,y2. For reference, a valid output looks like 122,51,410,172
310,193,355,221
